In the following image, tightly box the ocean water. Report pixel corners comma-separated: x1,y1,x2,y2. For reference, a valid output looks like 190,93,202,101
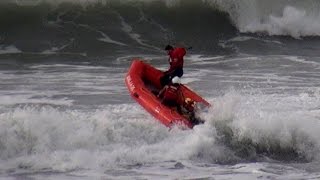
0,0,320,179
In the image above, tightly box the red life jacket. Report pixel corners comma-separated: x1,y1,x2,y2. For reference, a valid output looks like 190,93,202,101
163,85,179,103
184,98,195,112
184,101,195,112
168,47,186,72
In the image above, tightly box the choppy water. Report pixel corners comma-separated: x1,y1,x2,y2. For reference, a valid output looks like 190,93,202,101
1,0,320,179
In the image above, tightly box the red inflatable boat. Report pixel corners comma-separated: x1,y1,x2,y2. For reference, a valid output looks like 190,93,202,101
125,60,210,129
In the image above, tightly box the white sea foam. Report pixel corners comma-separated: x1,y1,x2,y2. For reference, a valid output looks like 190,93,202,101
118,14,162,51
41,39,75,55
0,94,73,106
205,90,320,159
227,36,283,45
243,6,320,38
77,24,127,46
0,45,21,54
0,89,319,177
284,56,320,67
213,0,320,38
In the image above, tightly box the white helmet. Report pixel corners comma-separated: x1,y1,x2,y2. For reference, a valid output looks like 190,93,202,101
171,76,181,84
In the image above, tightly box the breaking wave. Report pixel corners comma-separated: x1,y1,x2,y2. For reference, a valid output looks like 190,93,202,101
0,90,319,173
0,0,319,55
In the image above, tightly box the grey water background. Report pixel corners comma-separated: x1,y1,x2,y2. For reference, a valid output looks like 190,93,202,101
1,0,320,179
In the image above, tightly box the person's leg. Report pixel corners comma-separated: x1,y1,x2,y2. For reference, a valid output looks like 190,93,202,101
160,74,171,87
161,68,183,87
176,68,183,77
169,69,183,79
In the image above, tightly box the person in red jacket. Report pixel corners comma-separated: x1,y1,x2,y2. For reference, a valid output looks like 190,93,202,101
157,76,202,124
181,97,198,124
157,76,183,113
160,45,187,87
